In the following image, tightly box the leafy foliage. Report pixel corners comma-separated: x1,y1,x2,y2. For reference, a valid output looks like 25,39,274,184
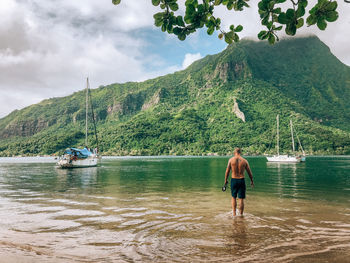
113,0,342,44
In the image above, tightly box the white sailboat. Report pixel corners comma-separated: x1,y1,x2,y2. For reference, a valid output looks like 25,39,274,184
266,115,300,163
56,78,100,168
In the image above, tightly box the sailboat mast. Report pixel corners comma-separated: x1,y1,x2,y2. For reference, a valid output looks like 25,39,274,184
85,77,89,146
290,119,295,152
295,131,305,156
277,114,279,156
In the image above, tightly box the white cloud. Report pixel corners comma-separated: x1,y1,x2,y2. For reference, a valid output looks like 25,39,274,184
212,0,350,66
0,0,349,118
0,0,172,117
182,53,202,69
298,0,350,66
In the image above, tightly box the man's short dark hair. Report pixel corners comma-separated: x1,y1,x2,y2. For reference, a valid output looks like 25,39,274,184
234,148,242,154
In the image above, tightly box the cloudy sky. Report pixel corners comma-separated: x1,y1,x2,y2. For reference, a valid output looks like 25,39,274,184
0,0,349,118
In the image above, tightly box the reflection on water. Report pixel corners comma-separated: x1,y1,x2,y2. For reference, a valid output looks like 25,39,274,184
0,156,349,262
55,167,99,192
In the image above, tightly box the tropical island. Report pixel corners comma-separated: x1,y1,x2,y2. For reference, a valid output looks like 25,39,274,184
0,36,349,157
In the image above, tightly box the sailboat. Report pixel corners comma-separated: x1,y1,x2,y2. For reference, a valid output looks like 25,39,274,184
56,78,100,168
266,115,300,163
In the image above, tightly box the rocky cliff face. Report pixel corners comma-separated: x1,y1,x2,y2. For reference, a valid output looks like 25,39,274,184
0,119,50,138
213,61,251,82
106,90,152,117
233,98,245,122
142,90,160,111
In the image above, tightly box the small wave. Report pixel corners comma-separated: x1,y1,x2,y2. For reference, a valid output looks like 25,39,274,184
52,209,105,217
47,199,98,206
120,219,145,226
296,218,312,224
78,215,123,223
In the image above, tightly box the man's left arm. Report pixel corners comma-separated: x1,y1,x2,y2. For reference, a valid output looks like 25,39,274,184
224,160,231,185
246,162,254,188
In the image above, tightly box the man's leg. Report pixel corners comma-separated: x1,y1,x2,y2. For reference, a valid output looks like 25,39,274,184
232,197,237,216
238,198,244,216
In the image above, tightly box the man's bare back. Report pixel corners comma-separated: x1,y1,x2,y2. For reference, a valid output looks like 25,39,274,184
224,148,254,216
227,156,251,179
224,152,254,191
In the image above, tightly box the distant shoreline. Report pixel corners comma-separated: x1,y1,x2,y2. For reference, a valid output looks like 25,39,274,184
1,154,350,159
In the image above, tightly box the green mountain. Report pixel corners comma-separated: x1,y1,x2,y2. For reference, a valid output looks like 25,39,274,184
1,36,350,156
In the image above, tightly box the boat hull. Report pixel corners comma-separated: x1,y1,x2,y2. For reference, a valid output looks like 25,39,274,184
266,155,301,163
56,155,99,169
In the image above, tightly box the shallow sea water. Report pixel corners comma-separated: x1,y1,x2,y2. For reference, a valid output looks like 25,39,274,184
0,156,349,262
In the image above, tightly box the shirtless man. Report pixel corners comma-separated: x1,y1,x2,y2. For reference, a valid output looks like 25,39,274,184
224,148,254,216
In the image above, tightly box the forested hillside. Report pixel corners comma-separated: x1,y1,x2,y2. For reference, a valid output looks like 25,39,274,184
1,36,350,156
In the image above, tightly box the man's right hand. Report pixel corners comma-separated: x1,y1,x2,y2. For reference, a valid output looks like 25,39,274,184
251,181,254,188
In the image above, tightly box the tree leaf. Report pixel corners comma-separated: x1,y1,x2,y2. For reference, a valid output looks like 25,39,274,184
173,27,181,35
268,34,276,44
207,26,215,35
235,25,243,32
154,19,163,27
296,18,304,29
262,32,269,40
261,16,269,26
153,12,163,19
258,1,266,10
267,21,273,30
167,23,173,33
224,31,234,44
274,25,283,31
112,0,121,5
233,33,239,42
326,1,337,11
306,14,317,25
286,23,296,35
176,16,185,27
178,33,186,41
286,9,295,19
325,11,338,22
152,0,161,6
278,13,288,24
169,3,179,11
317,19,327,30
273,8,282,14
186,3,196,17
258,30,267,39
296,6,305,18
161,23,167,32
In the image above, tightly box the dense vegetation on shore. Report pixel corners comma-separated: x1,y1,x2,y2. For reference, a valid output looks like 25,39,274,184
1,36,350,156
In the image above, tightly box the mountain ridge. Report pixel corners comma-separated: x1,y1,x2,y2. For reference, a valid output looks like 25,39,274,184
1,36,350,156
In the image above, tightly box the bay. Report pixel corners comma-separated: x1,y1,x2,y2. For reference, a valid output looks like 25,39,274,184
0,156,349,262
